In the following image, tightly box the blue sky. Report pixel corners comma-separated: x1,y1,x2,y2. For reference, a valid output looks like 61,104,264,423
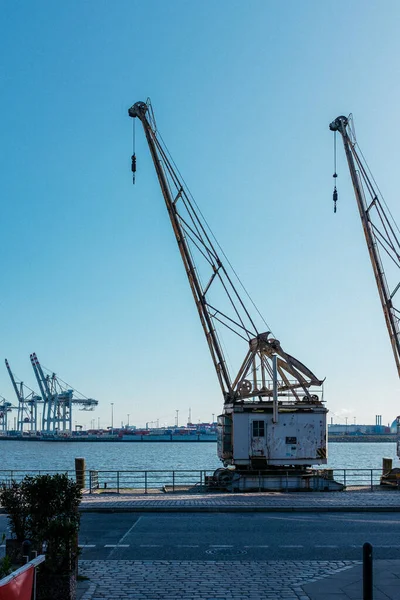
1,0,400,429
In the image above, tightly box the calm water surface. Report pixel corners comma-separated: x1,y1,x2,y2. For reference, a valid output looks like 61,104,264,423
0,441,398,472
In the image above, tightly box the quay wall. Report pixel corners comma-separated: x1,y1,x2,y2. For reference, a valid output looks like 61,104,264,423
0,433,396,443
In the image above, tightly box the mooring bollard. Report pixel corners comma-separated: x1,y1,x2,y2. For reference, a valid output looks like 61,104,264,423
75,457,86,489
363,542,373,600
382,457,392,476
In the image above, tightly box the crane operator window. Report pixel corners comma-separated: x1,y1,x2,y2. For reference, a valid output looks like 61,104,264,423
252,420,265,437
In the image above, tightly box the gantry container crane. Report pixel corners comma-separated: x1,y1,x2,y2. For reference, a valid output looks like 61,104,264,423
30,352,60,432
0,395,13,433
330,115,400,458
129,100,336,491
30,352,98,433
5,359,41,432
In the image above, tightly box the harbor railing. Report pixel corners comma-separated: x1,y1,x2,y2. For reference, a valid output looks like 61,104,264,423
88,469,215,493
0,469,76,485
0,468,391,493
86,467,388,493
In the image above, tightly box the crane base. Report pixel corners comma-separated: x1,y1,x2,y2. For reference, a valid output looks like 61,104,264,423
380,468,400,488
209,468,344,492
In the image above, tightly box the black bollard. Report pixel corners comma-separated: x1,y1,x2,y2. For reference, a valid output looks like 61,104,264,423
363,542,373,600
75,457,86,489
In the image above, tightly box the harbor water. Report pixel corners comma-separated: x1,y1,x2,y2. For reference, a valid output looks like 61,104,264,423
0,440,398,473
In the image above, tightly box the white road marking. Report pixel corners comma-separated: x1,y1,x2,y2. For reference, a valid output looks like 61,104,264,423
176,544,199,548
105,544,130,548
209,544,233,548
374,545,400,548
140,544,162,548
280,545,303,548
244,545,269,548
107,516,142,558
78,544,96,548
315,545,338,548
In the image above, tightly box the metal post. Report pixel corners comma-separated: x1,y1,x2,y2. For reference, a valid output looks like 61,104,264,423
117,471,120,494
145,471,148,494
371,469,373,491
89,471,92,494
272,354,278,424
172,471,175,493
344,469,347,488
363,542,373,600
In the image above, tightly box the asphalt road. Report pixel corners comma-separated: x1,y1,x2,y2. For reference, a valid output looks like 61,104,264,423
2,512,400,561
79,512,400,561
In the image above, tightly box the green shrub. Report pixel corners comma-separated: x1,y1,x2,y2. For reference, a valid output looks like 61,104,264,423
0,474,82,575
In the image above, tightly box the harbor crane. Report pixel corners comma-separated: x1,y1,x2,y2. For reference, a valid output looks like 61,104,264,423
129,100,334,491
330,115,400,458
30,352,98,433
5,359,41,432
0,395,13,433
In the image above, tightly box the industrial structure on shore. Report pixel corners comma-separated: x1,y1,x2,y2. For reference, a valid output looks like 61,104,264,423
0,353,98,434
129,100,332,492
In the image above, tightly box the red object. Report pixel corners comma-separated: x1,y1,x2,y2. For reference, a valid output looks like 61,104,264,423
0,565,34,600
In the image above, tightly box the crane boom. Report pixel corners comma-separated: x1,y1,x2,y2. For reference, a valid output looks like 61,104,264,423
129,100,323,406
30,353,50,400
5,359,23,402
330,116,400,379
129,101,233,399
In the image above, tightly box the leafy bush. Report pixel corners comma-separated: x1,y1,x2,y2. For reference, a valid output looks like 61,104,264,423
0,474,82,575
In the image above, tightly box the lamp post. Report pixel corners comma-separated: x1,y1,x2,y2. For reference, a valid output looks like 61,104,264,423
111,403,114,435
127,414,130,427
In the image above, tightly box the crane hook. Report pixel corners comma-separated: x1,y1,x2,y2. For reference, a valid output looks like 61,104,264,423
131,117,136,184
131,154,136,185
332,130,338,213
333,185,338,213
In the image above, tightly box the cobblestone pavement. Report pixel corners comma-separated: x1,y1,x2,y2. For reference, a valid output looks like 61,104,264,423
80,489,400,512
78,559,358,599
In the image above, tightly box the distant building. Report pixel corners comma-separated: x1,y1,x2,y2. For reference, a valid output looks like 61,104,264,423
328,424,390,435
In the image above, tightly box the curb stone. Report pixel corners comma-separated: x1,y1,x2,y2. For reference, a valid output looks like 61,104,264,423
78,504,400,513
